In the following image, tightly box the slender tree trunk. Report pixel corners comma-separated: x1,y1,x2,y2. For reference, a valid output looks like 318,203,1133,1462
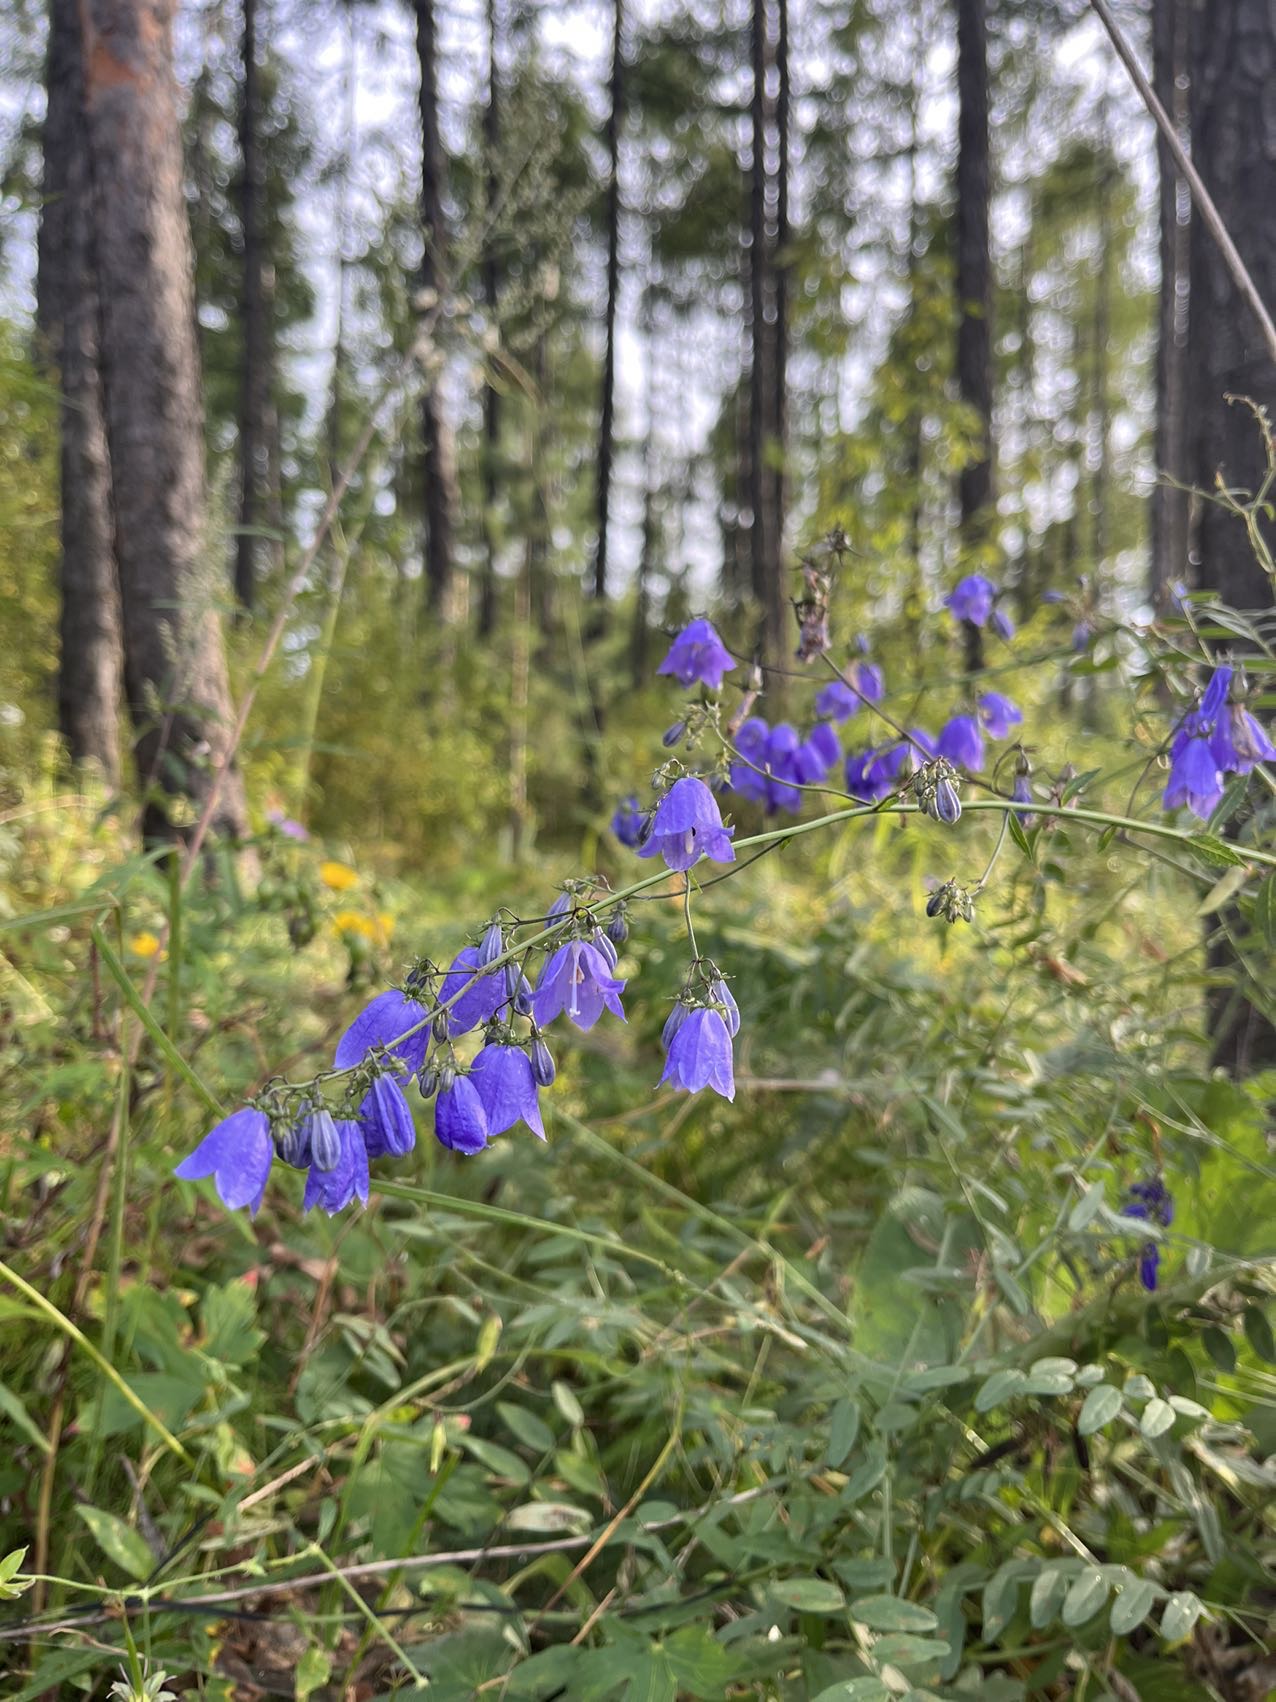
1151,0,1191,613
772,0,789,555
235,0,267,614
749,0,784,664
591,0,624,624
1187,0,1276,1075
415,0,459,626
1090,130,1112,581
955,0,994,674
79,0,247,843
478,0,501,638
42,0,122,784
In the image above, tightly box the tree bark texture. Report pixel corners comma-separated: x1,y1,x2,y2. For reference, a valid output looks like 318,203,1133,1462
591,0,624,620
1186,0,1276,1075
772,0,789,551
43,0,123,784
78,0,247,842
749,0,785,666
1150,0,1191,612
478,0,501,638
415,0,460,625
235,0,268,614
955,0,994,674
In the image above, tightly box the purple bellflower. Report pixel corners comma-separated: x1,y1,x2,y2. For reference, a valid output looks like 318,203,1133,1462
638,776,736,871
175,1106,273,1215
815,661,884,722
359,1074,416,1159
762,724,804,813
798,721,841,780
441,945,507,1036
1122,1177,1174,1291
302,1118,369,1214
533,939,627,1030
660,1006,736,1101
335,988,430,1077
470,1043,546,1139
728,717,771,805
435,1074,490,1155
611,795,648,849
1212,703,1276,775
990,607,1016,641
978,692,1023,739
1164,736,1225,818
937,714,985,772
657,618,737,690
945,574,995,627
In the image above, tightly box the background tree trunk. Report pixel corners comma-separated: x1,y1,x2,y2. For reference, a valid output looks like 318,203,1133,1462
749,0,784,665
1187,0,1276,1075
955,0,994,674
41,0,122,784
415,0,459,625
235,0,268,615
478,0,501,639
590,0,624,622
772,0,789,559
79,0,246,842
1150,0,1191,613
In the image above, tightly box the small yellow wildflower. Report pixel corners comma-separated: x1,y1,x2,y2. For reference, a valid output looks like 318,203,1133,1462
333,911,376,940
320,860,359,892
128,931,163,959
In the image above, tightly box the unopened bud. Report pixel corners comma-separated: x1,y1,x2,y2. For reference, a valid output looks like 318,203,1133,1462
432,1010,450,1044
309,1108,341,1172
606,907,628,946
530,1037,556,1087
662,721,686,748
479,922,504,967
419,1066,441,1100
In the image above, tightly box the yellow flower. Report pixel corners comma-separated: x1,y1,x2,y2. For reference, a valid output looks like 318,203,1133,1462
377,912,395,939
128,931,163,959
333,910,376,940
320,860,359,892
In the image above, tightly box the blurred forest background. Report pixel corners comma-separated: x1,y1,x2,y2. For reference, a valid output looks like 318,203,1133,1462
0,0,1275,1697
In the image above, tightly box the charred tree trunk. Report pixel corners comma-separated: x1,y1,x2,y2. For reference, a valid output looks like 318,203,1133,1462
478,0,502,638
749,0,784,665
235,0,267,614
79,0,247,843
41,0,122,784
591,0,624,624
415,0,459,626
1187,0,1276,1075
1151,0,1191,614
955,0,994,674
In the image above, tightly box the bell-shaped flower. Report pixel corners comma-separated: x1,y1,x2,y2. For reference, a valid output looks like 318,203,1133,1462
637,776,736,872
659,1007,735,1101
1212,703,1275,775
532,940,627,1030
470,1043,546,1139
937,714,985,772
978,692,1023,739
441,945,507,1036
945,574,995,627
1123,1178,1173,1293
990,606,1015,641
359,1074,416,1159
435,1075,490,1155
335,988,430,1076
1163,735,1224,819
728,717,772,804
762,724,803,814
611,795,648,848
302,1119,369,1214
797,721,840,781
656,618,736,690
175,1106,273,1215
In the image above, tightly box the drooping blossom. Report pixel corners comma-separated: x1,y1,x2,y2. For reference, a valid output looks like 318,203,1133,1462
656,618,737,690
441,945,508,1036
937,714,985,772
1122,1178,1174,1292
470,1043,546,1139
978,692,1023,739
335,988,430,1077
659,1006,735,1101
637,776,736,871
175,1107,273,1215
611,795,648,849
359,1075,416,1159
532,940,627,1031
435,1075,490,1155
945,574,995,627
302,1118,369,1215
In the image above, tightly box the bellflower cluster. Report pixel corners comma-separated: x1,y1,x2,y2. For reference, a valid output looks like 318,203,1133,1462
937,714,985,773
844,730,936,803
660,972,739,1101
1122,1177,1174,1292
728,718,841,813
1163,664,1274,819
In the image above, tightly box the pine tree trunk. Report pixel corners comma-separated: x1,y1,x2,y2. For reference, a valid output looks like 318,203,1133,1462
1150,0,1191,614
749,0,784,665
1187,0,1276,1075
772,0,789,556
955,0,994,675
41,0,122,785
478,0,501,639
415,0,459,626
79,0,247,843
591,0,624,623
235,0,267,615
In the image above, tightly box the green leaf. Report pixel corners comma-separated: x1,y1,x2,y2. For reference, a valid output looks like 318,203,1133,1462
505,1501,592,1534
1110,1577,1159,1635
1160,1590,1205,1642
1186,833,1245,868
1062,1567,1109,1626
0,1382,49,1454
850,1595,938,1633
1140,1397,1176,1439
662,1626,743,1697
1029,1566,1070,1630
497,1401,556,1454
827,1396,861,1466
811,1683,891,1702
1077,1383,1123,1435
842,1446,888,1502
551,1380,584,1428
981,1562,1026,1642
1068,1181,1106,1231
1252,873,1276,947
772,1577,846,1614
295,1646,331,1702
0,1547,30,1601
1242,1305,1276,1364
1202,1326,1236,1372
974,1369,1028,1413
870,1635,950,1667
201,1280,265,1366
73,1506,154,1582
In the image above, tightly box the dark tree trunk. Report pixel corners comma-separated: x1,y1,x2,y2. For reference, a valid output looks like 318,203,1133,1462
772,0,789,550
1151,0,1191,613
478,0,501,638
235,0,267,615
79,0,247,843
42,0,122,784
591,0,624,622
955,0,994,674
749,0,784,665
1187,0,1276,1075
415,0,459,625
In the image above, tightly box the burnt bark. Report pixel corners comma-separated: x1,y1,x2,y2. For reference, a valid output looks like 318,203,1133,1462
42,0,122,784
1187,0,1276,1074
1151,0,1191,612
78,0,247,843
234,0,268,614
590,0,624,623
415,0,460,625
955,0,994,674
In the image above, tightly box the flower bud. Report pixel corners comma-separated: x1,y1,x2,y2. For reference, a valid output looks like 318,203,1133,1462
432,1010,450,1044
479,922,504,967
548,892,573,920
438,1061,457,1094
309,1108,341,1172
593,929,618,970
513,973,534,1016
418,1066,441,1100
661,1002,690,1050
709,977,740,1038
662,721,687,749
934,776,961,826
530,1037,556,1087
606,907,628,947
277,1120,311,1170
